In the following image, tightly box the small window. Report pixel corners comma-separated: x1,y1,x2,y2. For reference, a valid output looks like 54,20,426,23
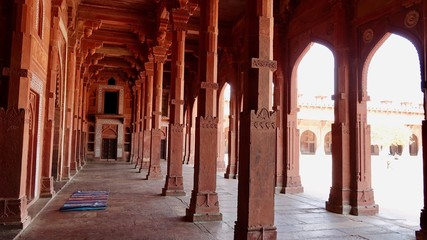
108,78,116,85
300,130,316,155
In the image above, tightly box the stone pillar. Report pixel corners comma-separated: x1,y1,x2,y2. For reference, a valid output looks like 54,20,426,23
417,4,427,237
132,82,141,166
163,7,193,196
186,99,197,165
146,48,166,180
141,62,154,171
138,76,146,166
183,107,190,163
224,82,238,179
0,0,32,228
417,121,427,239
71,60,82,168
325,3,352,213
186,0,222,222
40,12,61,197
234,0,277,239
64,40,77,177
70,42,80,172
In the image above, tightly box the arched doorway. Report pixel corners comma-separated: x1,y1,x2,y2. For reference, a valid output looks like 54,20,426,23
367,33,423,224
297,43,335,200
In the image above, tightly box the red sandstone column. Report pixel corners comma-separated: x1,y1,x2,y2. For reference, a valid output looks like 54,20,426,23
234,0,277,239
132,81,141,165
137,76,146,166
146,47,167,180
417,121,427,239
186,99,197,165
183,106,190,163
0,0,32,228
186,0,222,222
71,60,82,169
326,1,353,215
69,40,81,172
141,62,154,171
224,82,238,179
63,41,77,179
163,7,193,195
417,4,427,237
39,11,62,197
343,2,377,216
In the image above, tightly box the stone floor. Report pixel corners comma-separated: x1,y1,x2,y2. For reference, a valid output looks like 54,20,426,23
9,160,419,240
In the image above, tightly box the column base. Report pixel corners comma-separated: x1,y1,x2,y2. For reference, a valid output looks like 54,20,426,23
350,189,378,216
186,191,222,222
145,165,163,180
234,224,277,240
326,187,352,214
40,177,55,198
279,186,304,194
186,208,223,222
0,198,30,229
139,158,150,171
224,173,237,179
350,204,379,216
279,176,304,194
162,176,185,196
325,201,352,215
416,230,427,240
162,188,186,196
61,166,70,181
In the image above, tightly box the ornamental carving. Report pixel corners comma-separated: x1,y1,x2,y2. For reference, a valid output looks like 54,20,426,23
171,123,185,133
362,28,374,43
251,108,276,131
200,115,218,129
404,10,419,28
251,58,277,71
201,82,218,90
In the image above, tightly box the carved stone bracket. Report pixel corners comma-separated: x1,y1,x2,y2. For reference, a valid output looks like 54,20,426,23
251,58,277,71
171,99,185,105
201,81,218,90
2,67,30,78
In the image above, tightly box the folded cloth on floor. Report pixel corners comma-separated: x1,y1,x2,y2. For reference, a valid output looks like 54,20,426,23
59,190,109,212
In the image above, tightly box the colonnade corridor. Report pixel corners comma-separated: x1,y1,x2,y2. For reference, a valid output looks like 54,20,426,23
6,160,417,240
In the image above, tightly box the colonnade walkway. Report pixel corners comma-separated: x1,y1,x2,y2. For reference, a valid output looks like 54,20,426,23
13,160,418,240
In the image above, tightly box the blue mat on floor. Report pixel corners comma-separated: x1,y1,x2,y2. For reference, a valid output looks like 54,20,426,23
59,190,109,212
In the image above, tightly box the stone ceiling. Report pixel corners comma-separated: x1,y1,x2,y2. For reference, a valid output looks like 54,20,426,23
75,0,246,84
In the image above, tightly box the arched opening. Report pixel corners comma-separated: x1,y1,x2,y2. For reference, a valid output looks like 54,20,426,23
367,33,423,224
409,134,419,156
108,78,116,85
217,83,230,171
297,42,334,200
324,131,332,155
300,130,317,154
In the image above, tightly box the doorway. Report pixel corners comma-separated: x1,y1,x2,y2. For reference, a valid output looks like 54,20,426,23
102,138,117,161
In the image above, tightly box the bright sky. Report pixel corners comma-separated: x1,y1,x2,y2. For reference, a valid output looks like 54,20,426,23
297,34,422,104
